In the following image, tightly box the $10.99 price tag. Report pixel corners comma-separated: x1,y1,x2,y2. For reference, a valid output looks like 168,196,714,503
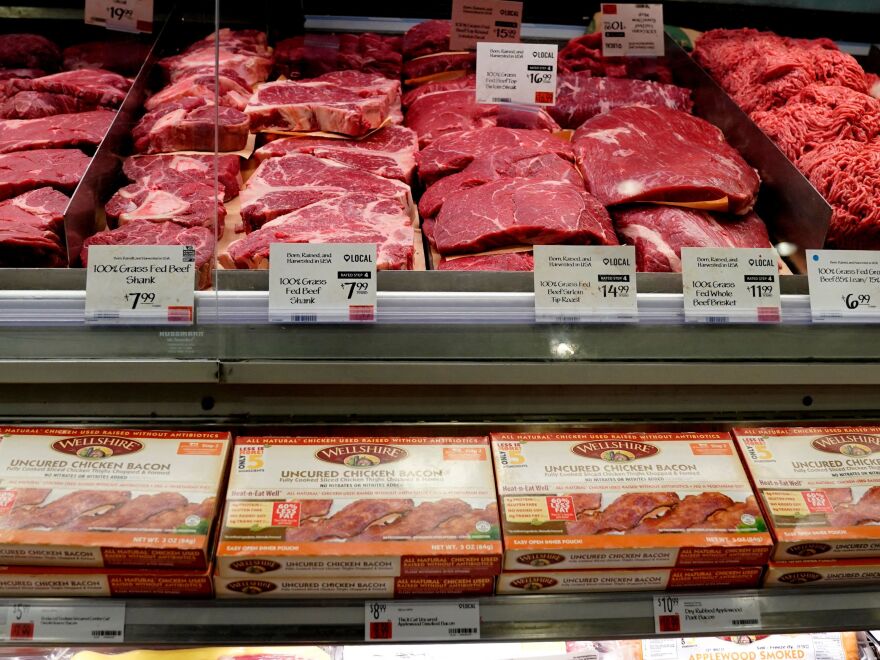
268,243,377,323
85,0,153,33
365,600,480,642
807,249,880,322
653,595,761,634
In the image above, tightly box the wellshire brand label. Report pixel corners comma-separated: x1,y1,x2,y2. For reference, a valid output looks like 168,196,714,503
786,543,832,557
777,571,822,584
571,439,660,461
516,553,566,567
315,444,409,467
228,559,282,574
811,434,880,455
51,436,144,459
508,576,558,590
224,580,278,594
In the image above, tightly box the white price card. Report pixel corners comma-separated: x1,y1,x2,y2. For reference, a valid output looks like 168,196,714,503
85,245,196,325
268,243,377,323
534,245,638,323
365,600,480,642
653,594,760,634
85,0,154,33
601,3,665,57
0,603,125,642
807,249,880,322
681,247,781,323
476,42,558,106
450,0,523,51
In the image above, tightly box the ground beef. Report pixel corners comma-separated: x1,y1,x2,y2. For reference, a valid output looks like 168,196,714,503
798,140,880,248
751,84,880,161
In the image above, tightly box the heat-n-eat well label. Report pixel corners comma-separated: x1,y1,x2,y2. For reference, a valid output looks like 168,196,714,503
476,42,557,106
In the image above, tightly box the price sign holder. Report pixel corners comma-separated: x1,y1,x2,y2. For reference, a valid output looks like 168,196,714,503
601,3,664,57
365,600,480,642
681,247,781,324
0,603,125,642
85,245,196,325
534,245,638,323
450,0,523,51
85,0,154,33
476,42,558,106
653,595,760,634
268,243,377,323
807,249,880,322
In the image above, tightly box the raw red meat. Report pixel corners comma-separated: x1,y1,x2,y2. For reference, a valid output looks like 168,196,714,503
613,206,772,272
869,73,880,99
124,154,242,202
0,109,114,153
184,29,271,58
145,73,251,111
402,74,474,107
253,124,418,183
798,140,880,248
550,73,692,129
160,47,272,89
3,69,131,108
417,126,573,185
222,195,412,270
558,32,673,83
0,91,97,119
133,98,249,154
62,41,151,75
573,106,759,213
405,89,560,147
0,148,89,200
0,69,45,81
751,84,880,161
437,252,534,271
403,52,476,83
240,153,413,232
403,20,451,59
0,35,60,72
429,178,617,254
245,71,399,136
274,33,402,80
419,148,582,219
0,187,67,267
83,222,214,289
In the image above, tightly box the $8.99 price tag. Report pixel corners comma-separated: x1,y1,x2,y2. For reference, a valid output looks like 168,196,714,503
365,600,480,642
653,595,761,634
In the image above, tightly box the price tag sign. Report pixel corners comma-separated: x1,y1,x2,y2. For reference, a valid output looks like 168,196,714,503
476,42,558,106
681,247,781,323
450,0,523,51
85,245,196,325
0,603,125,642
807,249,880,322
601,3,664,57
534,245,638,323
268,243,377,323
365,600,480,642
85,0,153,33
653,595,760,634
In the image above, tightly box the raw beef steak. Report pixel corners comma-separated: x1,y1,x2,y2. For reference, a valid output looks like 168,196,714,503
253,124,418,183
0,187,67,267
612,206,772,272
145,73,252,111
184,29,271,57
160,47,272,89
573,106,760,213
557,32,673,83
0,109,114,153
417,126,573,185
429,178,617,254
403,52,476,82
402,74,474,107
406,89,560,147
83,221,215,289
133,98,249,154
437,252,534,271
274,33,402,80
403,20,451,59
222,193,413,270
62,41,152,75
550,73,693,129
419,148,582,219
245,70,399,136
0,35,60,72
0,69,45,81
0,148,90,200
124,154,242,202
0,91,98,119
3,69,131,108
241,153,413,232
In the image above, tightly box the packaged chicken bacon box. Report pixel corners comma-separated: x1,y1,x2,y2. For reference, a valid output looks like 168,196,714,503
734,425,880,560
216,436,502,583
0,427,232,569
490,432,773,570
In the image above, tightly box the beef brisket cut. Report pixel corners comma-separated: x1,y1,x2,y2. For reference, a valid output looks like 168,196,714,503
133,98,249,154
0,35,60,72
0,109,114,153
0,187,67,267
245,70,399,136
573,106,759,213
437,252,534,271
0,148,90,200
83,221,215,289
253,124,418,183
222,193,413,270
124,154,242,202
612,206,772,272
429,178,617,255
145,73,251,111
